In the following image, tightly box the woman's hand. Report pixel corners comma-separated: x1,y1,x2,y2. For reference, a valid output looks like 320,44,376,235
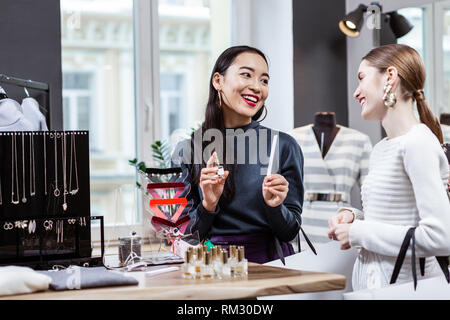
200,152,229,212
328,210,354,240
334,223,352,250
262,174,289,207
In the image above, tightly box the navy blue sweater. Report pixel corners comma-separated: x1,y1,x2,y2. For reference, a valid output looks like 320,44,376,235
173,121,304,242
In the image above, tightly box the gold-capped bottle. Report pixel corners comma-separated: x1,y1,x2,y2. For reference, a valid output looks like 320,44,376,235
182,250,195,279
201,252,214,280
194,247,203,278
220,250,231,279
233,246,248,278
229,245,237,276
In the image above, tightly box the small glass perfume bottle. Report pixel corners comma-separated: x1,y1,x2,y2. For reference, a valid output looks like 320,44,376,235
212,152,224,178
233,246,248,278
182,250,195,279
220,250,231,279
229,245,237,276
201,252,214,280
194,247,203,278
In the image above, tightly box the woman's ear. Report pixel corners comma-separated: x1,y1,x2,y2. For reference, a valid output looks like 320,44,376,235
385,66,399,87
212,72,223,91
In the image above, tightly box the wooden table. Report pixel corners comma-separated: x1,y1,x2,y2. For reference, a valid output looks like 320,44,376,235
1,263,346,300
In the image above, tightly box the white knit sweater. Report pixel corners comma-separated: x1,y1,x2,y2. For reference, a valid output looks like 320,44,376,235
343,124,450,291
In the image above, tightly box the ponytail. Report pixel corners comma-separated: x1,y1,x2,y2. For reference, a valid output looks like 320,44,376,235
414,90,443,144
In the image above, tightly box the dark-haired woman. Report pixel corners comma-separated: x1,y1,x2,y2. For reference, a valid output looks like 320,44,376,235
173,46,305,264
327,44,450,290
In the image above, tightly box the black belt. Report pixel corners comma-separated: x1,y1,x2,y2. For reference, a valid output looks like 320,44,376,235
306,193,343,202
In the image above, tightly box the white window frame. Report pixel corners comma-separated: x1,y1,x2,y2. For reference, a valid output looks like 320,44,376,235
91,0,160,245
434,0,450,116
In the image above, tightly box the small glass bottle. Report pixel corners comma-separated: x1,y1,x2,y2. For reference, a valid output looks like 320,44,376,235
201,252,214,280
210,247,221,277
220,250,231,279
229,245,237,276
194,247,203,278
233,247,248,278
182,250,195,279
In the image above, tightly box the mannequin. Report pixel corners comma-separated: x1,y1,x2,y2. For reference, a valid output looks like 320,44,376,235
440,113,450,126
289,114,372,249
312,112,340,158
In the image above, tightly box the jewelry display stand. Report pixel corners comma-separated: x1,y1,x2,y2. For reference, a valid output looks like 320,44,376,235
0,131,104,269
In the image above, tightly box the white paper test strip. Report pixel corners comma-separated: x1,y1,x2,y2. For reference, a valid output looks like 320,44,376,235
267,134,279,175
145,266,180,277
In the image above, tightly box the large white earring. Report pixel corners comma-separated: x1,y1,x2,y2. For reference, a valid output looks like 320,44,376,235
383,83,397,107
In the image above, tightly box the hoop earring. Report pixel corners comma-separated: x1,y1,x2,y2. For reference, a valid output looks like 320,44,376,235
217,91,222,110
257,105,268,122
383,83,397,107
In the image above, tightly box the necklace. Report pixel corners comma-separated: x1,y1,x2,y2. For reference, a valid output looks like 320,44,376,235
43,133,47,196
30,133,36,196
62,133,68,211
53,133,60,197
21,133,27,203
69,133,79,195
11,134,19,205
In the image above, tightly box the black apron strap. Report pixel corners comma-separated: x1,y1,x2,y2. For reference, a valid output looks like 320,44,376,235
274,237,286,266
436,256,450,284
411,229,417,290
297,232,301,253
390,227,417,287
419,257,426,277
299,227,317,255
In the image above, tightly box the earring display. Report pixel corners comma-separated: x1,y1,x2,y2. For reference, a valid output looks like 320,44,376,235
0,131,94,268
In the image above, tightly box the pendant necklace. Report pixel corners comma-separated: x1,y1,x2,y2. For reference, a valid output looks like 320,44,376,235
54,133,60,197
11,134,19,205
62,133,68,211
30,133,36,196
43,133,47,195
69,133,79,195
21,133,27,203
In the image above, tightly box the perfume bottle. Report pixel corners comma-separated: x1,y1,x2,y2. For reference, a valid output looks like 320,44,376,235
201,252,214,280
233,247,248,278
182,250,195,279
194,247,203,279
212,152,224,178
229,245,237,276
211,247,222,277
220,250,231,279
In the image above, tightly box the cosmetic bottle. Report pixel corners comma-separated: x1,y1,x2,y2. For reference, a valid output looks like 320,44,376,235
201,252,214,280
220,250,231,279
182,250,195,279
194,247,203,278
211,247,222,277
229,245,237,276
233,247,248,278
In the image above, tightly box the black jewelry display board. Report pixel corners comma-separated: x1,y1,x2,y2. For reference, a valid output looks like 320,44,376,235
0,131,99,268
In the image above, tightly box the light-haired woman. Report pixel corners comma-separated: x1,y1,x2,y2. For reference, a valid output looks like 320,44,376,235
328,44,450,291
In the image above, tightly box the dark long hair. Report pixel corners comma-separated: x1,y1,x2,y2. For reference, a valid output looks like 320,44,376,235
363,44,443,144
190,45,269,201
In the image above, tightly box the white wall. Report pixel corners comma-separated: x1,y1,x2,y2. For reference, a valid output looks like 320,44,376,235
232,0,294,133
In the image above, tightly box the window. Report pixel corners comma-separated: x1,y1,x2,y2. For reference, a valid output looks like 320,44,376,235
60,0,137,232
158,0,232,141
441,4,450,116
